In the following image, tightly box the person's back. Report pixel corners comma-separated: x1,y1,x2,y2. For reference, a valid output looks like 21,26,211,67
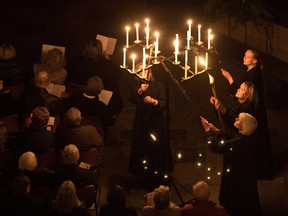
181,181,227,216
99,184,137,216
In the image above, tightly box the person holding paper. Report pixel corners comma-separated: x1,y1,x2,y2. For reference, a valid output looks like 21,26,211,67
129,63,174,190
66,76,114,138
66,38,124,117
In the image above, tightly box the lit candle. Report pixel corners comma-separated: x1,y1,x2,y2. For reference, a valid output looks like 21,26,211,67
206,52,208,69
184,50,188,79
208,29,211,49
188,20,192,39
122,47,126,68
209,74,217,98
125,26,130,47
175,34,179,54
145,18,150,47
131,54,136,73
195,55,198,74
198,24,201,44
155,32,159,57
142,57,146,78
186,30,190,49
145,27,149,48
135,23,139,42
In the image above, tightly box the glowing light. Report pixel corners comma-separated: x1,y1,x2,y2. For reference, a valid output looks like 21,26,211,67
217,172,221,176
154,171,158,175
207,167,211,171
142,160,147,164
144,166,148,170
207,176,211,180
149,132,158,142
197,162,202,167
230,147,233,151
207,140,212,144
163,174,169,179
220,140,225,144
177,153,182,159
198,153,202,157
226,168,230,173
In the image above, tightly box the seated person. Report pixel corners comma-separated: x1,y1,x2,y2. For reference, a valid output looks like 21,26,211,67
181,181,228,216
67,76,115,135
56,107,103,151
16,151,55,189
21,70,64,118
99,184,137,216
141,185,181,216
17,106,55,153
2,173,47,216
0,79,19,117
54,144,99,189
47,180,91,216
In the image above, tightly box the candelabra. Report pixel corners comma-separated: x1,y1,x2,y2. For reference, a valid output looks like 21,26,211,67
120,18,214,84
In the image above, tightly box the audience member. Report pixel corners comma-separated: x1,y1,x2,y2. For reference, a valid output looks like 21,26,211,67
181,181,227,216
0,43,27,99
0,79,19,117
129,63,173,190
17,106,55,153
33,48,67,84
141,185,181,216
210,81,258,133
66,38,124,117
55,144,99,188
17,151,55,189
2,173,47,216
66,76,114,135
21,70,64,118
221,49,274,179
56,107,103,151
99,184,137,216
201,113,261,216
47,180,91,216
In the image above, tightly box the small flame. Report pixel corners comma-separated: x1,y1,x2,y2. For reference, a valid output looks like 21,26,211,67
209,74,214,85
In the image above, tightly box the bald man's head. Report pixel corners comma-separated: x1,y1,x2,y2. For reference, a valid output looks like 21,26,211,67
34,70,49,87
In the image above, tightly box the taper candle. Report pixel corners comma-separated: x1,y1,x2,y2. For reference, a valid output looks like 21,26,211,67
208,29,211,49
135,23,139,42
122,47,126,68
125,26,130,47
198,24,201,44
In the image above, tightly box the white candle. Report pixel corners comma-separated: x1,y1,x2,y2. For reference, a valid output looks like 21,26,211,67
135,23,139,41
188,20,192,39
184,50,188,79
155,32,159,57
142,57,146,78
145,27,149,48
186,30,190,49
131,54,136,73
195,56,198,74
145,18,150,47
122,47,126,68
125,26,130,47
205,52,208,70
208,29,211,49
198,24,201,44
175,34,179,54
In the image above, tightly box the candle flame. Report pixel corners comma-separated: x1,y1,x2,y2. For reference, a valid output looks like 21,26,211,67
135,23,139,27
209,74,214,85
198,56,206,66
188,19,192,25
131,53,136,59
125,26,130,31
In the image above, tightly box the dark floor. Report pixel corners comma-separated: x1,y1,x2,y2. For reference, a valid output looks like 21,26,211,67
1,1,288,216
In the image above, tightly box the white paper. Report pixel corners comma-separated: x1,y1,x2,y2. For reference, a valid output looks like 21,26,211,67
42,44,66,56
79,161,91,170
46,83,66,98
96,34,117,55
99,89,113,105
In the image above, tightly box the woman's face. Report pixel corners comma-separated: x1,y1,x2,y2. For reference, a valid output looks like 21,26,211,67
243,50,256,67
234,117,241,130
235,83,247,102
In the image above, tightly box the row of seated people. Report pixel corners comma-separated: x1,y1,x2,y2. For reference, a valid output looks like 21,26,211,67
0,144,100,215
0,41,123,132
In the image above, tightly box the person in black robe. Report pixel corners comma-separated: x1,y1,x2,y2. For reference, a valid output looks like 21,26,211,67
129,63,173,190
201,112,261,216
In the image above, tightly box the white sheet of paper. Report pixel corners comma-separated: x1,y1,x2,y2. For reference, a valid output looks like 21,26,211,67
99,89,113,105
42,44,66,55
96,34,117,55
46,83,66,98
79,162,91,170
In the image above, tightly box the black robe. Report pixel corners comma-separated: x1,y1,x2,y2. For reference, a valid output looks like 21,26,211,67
129,78,174,186
228,66,274,179
207,130,261,216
